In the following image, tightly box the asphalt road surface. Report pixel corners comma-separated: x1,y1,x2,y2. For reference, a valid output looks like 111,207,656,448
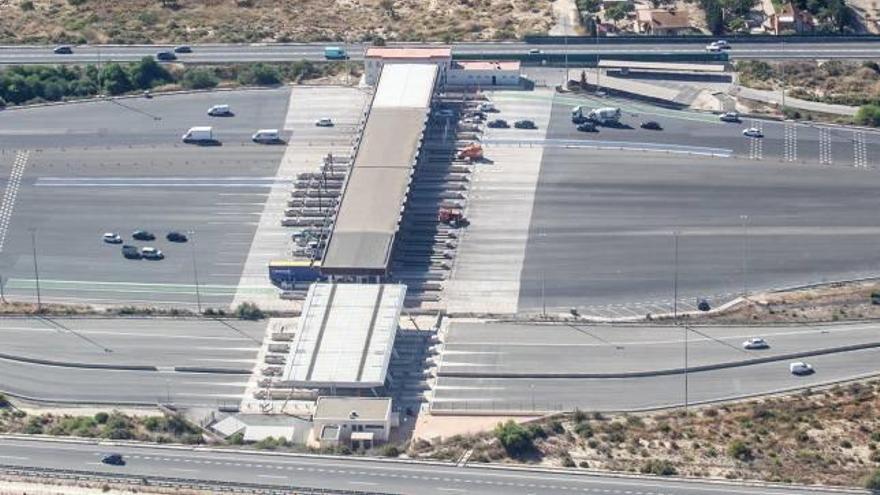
0,437,863,495
439,321,880,375
432,346,880,413
0,316,264,368
1,41,880,64
0,89,292,308
514,95,880,316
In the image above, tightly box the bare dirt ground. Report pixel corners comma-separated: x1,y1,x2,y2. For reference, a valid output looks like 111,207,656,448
411,381,880,487
0,0,554,44
697,279,880,325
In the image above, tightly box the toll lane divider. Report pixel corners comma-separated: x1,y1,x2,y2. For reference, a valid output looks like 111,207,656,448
481,137,733,157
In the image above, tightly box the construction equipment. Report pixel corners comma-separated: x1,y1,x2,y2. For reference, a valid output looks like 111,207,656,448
456,143,483,161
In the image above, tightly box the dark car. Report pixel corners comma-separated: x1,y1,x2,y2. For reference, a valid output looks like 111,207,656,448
156,51,177,61
101,453,125,466
487,119,509,129
132,230,155,241
640,121,662,130
576,122,597,132
121,245,142,259
53,45,73,55
166,231,188,243
697,299,711,311
173,45,192,53
514,120,537,129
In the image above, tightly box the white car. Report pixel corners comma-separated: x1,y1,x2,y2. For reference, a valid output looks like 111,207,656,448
743,127,763,138
207,104,232,117
705,43,721,52
714,40,730,49
789,362,814,375
140,247,164,260
102,232,122,244
742,337,769,350
529,48,542,54
478,102,496,112
315,117,334,127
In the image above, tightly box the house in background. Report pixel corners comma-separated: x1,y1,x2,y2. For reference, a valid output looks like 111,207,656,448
635,9,693,35
766,2,815,34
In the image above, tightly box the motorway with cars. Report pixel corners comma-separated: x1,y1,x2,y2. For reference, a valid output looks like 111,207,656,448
0,437,865,495
1,39,880,65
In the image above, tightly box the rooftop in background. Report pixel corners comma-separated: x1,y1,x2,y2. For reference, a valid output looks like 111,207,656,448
321,63,438,274
637,9,691,29
454,60,521,71
281,283,406,388
598,60,726,72
314,397,393,422
365,47,452,60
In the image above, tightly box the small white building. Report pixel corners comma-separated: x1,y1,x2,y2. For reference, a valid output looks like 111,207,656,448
447,60,522,87
364,47,452,86
312,397,396,449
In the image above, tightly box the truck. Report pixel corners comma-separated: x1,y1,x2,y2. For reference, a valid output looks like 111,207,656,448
268,260,324,289
324,46,347,60
181,126,214,144
587,107,621,125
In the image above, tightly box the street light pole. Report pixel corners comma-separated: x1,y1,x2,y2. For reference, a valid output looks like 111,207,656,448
684,323,689,413
188,230,202,314
30,229,41,311
673,231,679,322
740,215,749,298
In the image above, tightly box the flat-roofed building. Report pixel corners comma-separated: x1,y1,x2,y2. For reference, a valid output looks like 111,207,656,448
447,60,521,87
312,397,395,448
279,283,406,390
321,63,438,277
364,47,451,86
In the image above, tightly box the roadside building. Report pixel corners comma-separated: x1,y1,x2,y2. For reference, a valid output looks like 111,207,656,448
447,60,522,87
766,2,814,34
364,47,452,86
635,9,693,35
312,397,396,449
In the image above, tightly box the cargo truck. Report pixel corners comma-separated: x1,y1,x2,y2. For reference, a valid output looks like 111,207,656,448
588,107,622,125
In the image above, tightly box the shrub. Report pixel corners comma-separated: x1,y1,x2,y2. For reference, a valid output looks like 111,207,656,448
228,432,244,445
641,459,677,476
855,104,880,128
573,421,593,438
182,68,219,89
380,444,401,457
20,1,35,11
237,63,281,86
0,393,9,408
235,302,264,320
865,469,880,490
728,440,753,462
560,454,575,467
493,420,533,457
572,409,587,423
93,412,109,424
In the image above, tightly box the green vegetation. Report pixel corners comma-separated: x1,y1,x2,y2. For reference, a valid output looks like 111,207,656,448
855,104,880,128
0,409,203,444
727,440,754,461
234,302,265,321
493,420,534,457
866,469,880,490
0,58,360,107
736,60,880,109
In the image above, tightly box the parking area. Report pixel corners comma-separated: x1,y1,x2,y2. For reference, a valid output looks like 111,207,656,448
0,89,292,308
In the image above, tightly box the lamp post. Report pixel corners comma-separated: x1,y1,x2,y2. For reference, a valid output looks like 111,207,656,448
673,230,679,322
30,229,41,311
188,230,202,314
740,215,749,298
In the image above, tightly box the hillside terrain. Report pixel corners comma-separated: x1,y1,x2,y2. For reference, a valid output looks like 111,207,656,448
0,0,553,43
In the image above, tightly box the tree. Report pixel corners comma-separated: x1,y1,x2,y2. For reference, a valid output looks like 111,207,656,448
379,0,396,18
493,420,533,457
129,57,171,89
855,104,880,127
182,68,219,89
604,2,634,24
99,63,133,95
865,468,880,490
237,63,281,86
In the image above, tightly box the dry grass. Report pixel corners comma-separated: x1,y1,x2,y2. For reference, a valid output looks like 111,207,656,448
414,381,880,486
737,60,880,107
0,0,553,44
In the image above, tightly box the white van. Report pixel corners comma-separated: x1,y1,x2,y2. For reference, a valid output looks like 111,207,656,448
252,129,281,143
207,104,232,116
182,126,214,143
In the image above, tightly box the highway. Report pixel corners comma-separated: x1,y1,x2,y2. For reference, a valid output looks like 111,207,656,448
0,436,864,495
1,40,880,64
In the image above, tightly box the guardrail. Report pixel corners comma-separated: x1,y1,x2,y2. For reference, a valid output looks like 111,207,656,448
454,52,729,66
0,463,398,495
523,34,880,44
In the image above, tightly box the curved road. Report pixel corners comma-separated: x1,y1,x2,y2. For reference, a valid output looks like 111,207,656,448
1,40,880,65
0,437,864,495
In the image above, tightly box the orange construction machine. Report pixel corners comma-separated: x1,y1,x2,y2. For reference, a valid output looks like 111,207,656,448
456,143,483,161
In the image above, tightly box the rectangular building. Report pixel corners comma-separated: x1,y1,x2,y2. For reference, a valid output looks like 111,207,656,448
313,397,395,448
364,47,451,86
447,60,522,87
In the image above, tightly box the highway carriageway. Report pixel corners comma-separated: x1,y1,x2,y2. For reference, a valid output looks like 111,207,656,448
0,436,864,495
2,40,880,64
